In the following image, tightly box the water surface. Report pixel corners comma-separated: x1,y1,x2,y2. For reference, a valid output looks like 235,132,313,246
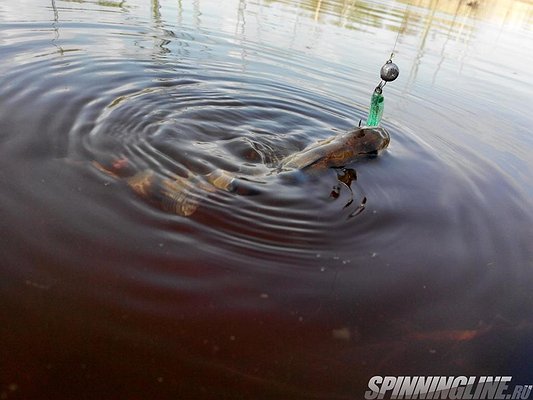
0,0,532,398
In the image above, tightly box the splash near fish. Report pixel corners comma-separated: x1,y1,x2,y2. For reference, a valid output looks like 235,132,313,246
94,58,399,216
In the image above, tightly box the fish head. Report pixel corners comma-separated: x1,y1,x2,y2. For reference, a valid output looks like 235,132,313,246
352,126,391,155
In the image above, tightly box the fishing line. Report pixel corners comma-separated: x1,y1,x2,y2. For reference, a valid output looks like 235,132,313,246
389,0,412,61
365,1,411,127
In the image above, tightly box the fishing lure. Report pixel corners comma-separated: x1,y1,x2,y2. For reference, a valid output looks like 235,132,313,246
366,57,400,127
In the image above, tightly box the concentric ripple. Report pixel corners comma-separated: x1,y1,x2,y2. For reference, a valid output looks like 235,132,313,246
48,52,389,257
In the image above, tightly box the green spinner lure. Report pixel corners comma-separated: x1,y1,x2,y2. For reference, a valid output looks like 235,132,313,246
366,57,400,127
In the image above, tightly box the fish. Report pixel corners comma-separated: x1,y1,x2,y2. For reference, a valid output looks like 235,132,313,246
279,126,390,170
94,126,391,216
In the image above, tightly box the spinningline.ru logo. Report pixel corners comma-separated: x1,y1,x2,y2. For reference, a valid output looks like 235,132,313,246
364,376,532,400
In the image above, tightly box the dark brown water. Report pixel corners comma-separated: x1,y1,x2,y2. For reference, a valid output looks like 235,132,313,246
1,0,532,398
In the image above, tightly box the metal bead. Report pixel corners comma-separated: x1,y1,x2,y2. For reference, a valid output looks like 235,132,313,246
380,61,399,82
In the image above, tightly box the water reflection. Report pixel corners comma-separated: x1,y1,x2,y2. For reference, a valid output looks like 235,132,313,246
407,0,533,27
62,0,126,6
50,0,63,54
265,0,533,29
